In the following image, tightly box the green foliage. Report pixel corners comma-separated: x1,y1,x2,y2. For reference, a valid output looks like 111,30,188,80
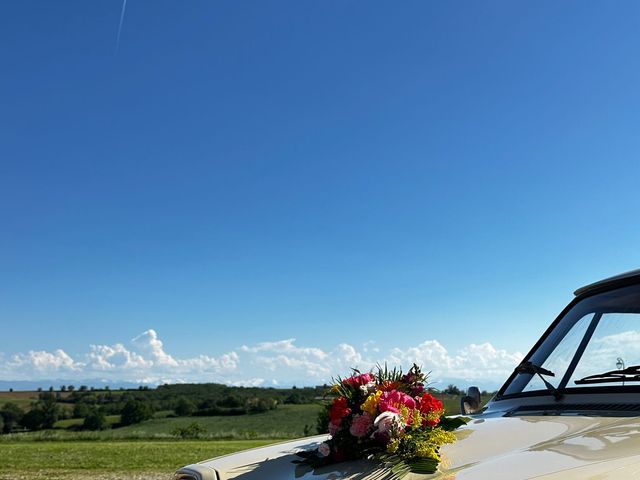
377,452,439,478
18,392,60,431
37,391,60,429
443,384,462,395
20,408,45,430
247,397,277,414
120,399,153,426
174,396,196,416
439,415,469,431
73,402,91,419
171,421,207,439
218,394,244,408
285,392,303,404
316,402,330,434
2,404,321,441
82,408,107,431
1,402,24,433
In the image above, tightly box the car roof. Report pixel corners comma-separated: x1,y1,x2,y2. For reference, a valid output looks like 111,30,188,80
575,268,640,297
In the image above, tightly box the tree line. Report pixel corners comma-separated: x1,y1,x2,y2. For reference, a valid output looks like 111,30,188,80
0,383,326,433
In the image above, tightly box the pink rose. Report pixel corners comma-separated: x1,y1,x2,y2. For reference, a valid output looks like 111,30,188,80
349,413,373,437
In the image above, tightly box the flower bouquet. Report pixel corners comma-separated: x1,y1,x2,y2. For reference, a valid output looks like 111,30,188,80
296,364,467,478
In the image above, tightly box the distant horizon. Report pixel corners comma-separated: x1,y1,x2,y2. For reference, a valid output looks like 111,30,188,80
0,328,516,391
0,375,502,394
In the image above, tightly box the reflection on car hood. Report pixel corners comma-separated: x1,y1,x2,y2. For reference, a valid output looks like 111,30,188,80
186,415,640,479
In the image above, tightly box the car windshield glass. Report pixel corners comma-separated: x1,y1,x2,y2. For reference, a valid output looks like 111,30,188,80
502,284,640,396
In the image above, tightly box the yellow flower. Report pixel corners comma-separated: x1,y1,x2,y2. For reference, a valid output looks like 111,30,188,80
361,390,382,416
412,409,424,427
399,405,411,424
387,438,400,454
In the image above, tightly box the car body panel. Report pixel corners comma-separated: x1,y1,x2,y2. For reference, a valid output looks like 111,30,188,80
177,414,640,480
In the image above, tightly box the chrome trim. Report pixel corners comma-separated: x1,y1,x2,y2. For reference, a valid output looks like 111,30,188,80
174,464,218,480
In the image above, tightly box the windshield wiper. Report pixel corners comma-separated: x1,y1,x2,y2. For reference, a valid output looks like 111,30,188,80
515,361,562,400
575,365,640,385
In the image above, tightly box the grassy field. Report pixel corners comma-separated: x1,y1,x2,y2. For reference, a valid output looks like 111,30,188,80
0,439,279,480
1,404,322,441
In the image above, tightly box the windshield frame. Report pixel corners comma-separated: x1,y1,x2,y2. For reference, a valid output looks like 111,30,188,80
495,281,640,402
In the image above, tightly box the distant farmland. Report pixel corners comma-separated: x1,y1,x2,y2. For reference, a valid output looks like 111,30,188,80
0,383,488,479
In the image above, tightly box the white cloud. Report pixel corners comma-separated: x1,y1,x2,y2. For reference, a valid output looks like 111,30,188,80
8,349,83,373
0,330,523,387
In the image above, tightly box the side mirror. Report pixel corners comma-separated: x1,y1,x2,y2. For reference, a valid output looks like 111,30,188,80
460,386,482,414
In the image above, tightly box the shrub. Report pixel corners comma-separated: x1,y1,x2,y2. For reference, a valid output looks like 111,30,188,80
172,422,207,439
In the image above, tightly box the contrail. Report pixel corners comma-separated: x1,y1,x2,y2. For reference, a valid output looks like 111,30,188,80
115,0,127,52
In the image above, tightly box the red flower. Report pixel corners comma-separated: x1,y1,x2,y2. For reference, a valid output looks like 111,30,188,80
418,393,444,426
329,396,352,425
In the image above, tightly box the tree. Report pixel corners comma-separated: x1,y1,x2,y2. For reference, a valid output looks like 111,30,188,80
83,408,107,430
1,402,24,433
120,400,153,426
174,397,196,417
73,403,91,419
443,384,462,396
0,414,4,433
218,394,243,408
285,393,303,404
37,392,59,428
20,409,45,430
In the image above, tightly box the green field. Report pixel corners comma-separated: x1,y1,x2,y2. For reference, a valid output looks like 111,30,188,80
2,404,322,441
0,439,278,480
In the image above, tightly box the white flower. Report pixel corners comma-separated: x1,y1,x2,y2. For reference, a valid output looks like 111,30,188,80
318,442,331,457
359,381,376,395
373,411,402,434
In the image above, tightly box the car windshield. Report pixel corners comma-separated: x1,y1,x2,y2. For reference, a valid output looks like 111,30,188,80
502,283,640,396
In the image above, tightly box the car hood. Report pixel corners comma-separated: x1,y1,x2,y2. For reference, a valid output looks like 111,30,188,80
180,415,640,480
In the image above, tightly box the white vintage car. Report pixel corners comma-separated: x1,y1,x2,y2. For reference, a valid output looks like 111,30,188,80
176,269,640,479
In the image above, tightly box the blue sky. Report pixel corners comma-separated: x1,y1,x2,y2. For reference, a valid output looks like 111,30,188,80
2,1,640,387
